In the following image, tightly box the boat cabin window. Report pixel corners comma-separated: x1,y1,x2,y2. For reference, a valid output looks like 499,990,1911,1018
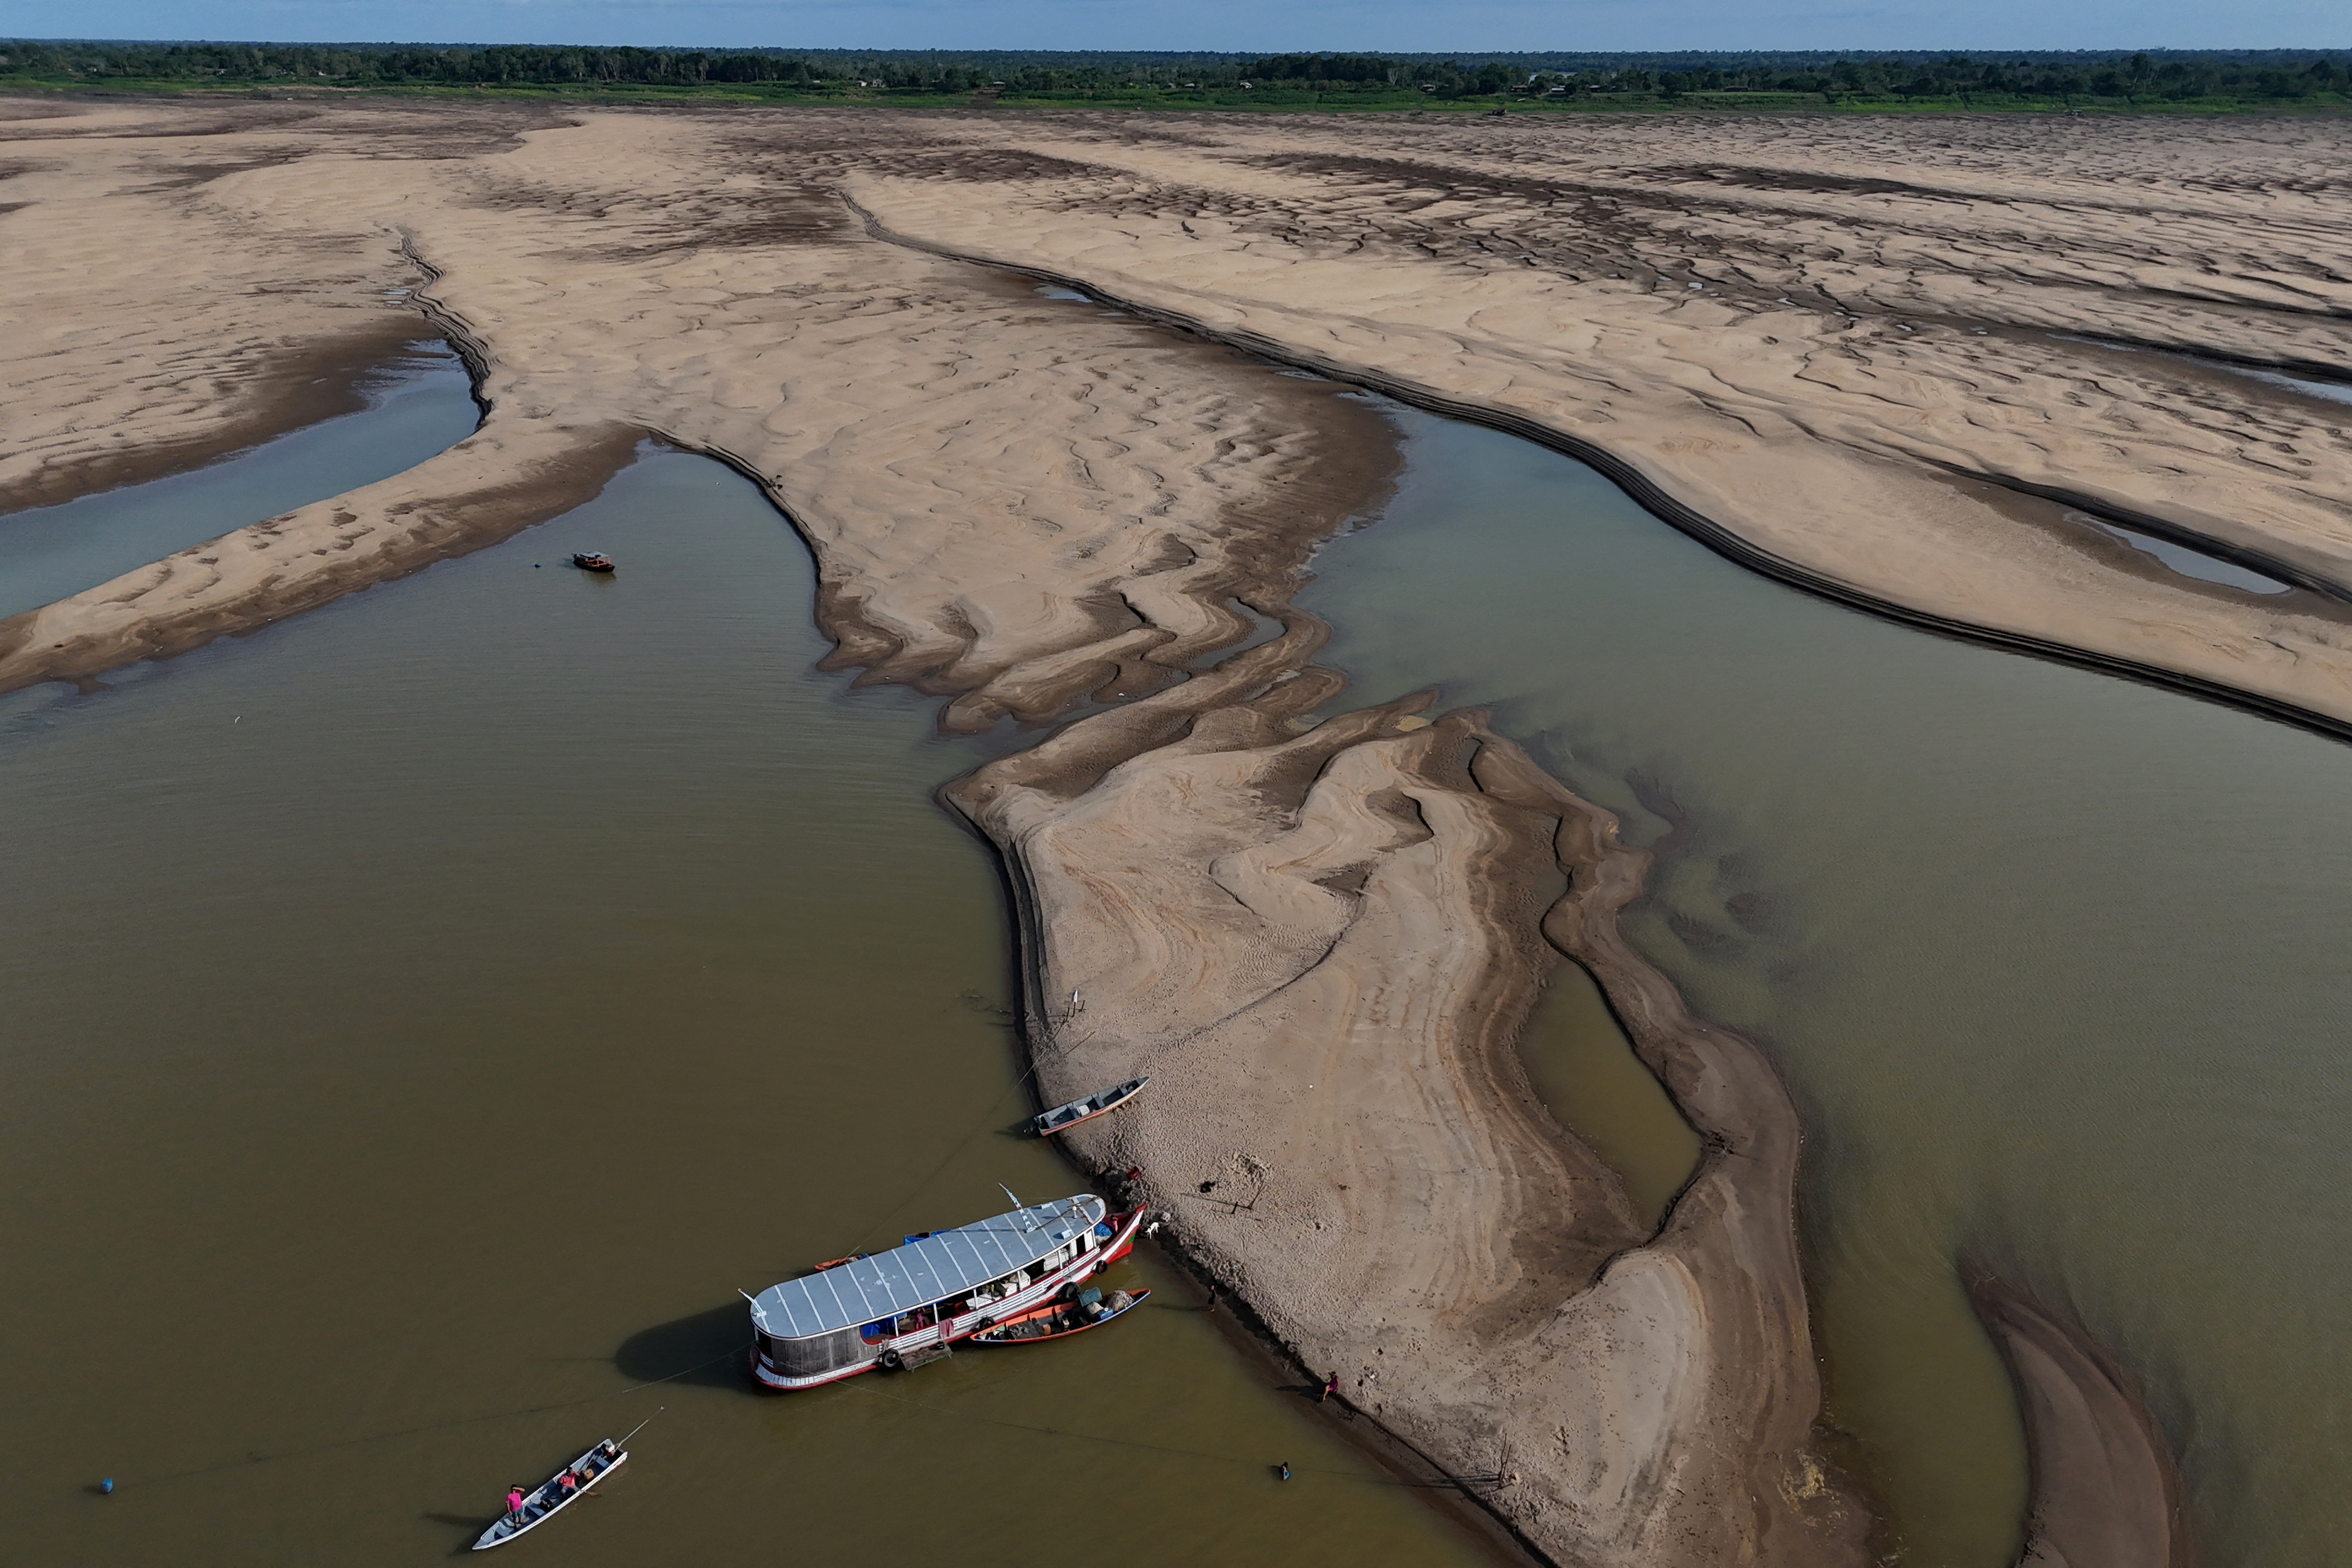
765,1328,866,1378
963,1270,1028,1311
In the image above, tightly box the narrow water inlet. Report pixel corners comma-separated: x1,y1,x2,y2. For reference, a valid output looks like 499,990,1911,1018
2069,511,2298,596
0,338,478,620
1518,960,1702,1231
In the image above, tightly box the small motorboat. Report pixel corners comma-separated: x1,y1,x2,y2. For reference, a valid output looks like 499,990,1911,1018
971,1286,1149,1345
471,1426,638,1551
1030,1075,1149,1137
571,552,616,572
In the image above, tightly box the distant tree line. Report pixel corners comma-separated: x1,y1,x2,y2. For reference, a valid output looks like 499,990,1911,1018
1,40,2346,106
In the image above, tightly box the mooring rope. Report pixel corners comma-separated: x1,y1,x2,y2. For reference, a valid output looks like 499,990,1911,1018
842,1016,1075,1255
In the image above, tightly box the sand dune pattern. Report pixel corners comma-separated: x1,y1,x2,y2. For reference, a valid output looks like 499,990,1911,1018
1,98,2263,1565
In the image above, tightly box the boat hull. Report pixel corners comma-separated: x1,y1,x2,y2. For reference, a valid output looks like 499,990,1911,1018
750,1206,1146,1390
472,1447,626,1550
1031,1076,1150,1138
971,1289,1150,1345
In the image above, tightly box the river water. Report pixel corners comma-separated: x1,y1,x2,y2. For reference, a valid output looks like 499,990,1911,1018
6,345,2345,1568
1300,405,2352,1568
0,441,1500,1566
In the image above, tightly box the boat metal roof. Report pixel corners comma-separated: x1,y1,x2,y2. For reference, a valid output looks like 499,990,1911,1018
750,1194,1107,1342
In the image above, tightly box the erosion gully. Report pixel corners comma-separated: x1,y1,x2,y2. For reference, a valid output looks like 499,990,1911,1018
5,331,2346,1568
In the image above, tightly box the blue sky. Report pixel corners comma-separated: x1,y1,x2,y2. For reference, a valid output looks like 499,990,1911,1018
10,0,2346,52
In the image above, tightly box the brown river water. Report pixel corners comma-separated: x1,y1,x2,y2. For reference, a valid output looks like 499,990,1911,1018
5,346,2347,1568
0,446,1497,1566
1303,405,2352,1568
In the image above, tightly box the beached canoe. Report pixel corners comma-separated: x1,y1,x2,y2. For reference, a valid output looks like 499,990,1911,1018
472,1438,628,1551
1030,1075,1149,1136
971,1287,1149,1345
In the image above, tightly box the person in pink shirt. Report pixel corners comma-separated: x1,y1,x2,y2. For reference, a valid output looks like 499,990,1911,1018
505,1484,527,1518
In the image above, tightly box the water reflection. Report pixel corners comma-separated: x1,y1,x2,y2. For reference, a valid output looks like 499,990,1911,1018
2072,512,2297,596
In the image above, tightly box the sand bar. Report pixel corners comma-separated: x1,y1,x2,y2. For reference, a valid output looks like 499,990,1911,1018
0,96,2221,1563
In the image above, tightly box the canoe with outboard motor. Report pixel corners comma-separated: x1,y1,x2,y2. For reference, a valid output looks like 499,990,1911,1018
472,1434,631,1550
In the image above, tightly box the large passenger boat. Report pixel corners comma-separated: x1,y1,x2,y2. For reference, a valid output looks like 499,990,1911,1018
748,1194,1144,1390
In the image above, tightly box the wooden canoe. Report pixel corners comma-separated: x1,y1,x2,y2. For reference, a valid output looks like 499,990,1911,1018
971,1288,1149,1345
472,1441,626,1550
1030,1075,1149,1137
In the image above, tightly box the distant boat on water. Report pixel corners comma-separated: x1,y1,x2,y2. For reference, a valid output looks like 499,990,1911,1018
1031,1076,1149,1136
572,551,615,572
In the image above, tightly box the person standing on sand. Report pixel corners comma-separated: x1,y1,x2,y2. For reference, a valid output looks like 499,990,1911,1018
1204,1286,1218,1315
1321,1372,1339,1403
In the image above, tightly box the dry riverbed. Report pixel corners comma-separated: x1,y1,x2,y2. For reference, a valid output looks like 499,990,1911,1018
4,94,2295,1566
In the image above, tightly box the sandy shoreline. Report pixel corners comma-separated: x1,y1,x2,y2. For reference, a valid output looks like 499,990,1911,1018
0,315,460,516
943,632,1874,1560
0,95,2241,1564
841,114,2352,737
1970,1278,2195,1567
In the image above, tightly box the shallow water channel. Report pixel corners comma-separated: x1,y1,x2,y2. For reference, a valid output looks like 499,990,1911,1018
1303,406,2352,1568
0,447,1498,1565
0,340,477,618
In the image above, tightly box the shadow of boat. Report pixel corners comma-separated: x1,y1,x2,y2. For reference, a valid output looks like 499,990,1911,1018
612,1300,755,1389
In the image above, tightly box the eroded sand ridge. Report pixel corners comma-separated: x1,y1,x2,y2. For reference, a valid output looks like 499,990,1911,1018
5,96,2310,1565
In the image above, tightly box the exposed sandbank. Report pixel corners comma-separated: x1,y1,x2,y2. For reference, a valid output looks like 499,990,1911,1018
10,102,2351,736
945,631,1875,1562
1970,1279,2194,1568
842,110,2352,736
0,103,1398,710
0,96,2207,1564
0,316,459,516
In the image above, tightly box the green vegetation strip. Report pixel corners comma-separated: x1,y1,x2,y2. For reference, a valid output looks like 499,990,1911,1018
4,44,2350,113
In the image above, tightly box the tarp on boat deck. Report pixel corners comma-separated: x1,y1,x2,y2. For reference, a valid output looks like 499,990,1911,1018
750,1195,1107,1341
